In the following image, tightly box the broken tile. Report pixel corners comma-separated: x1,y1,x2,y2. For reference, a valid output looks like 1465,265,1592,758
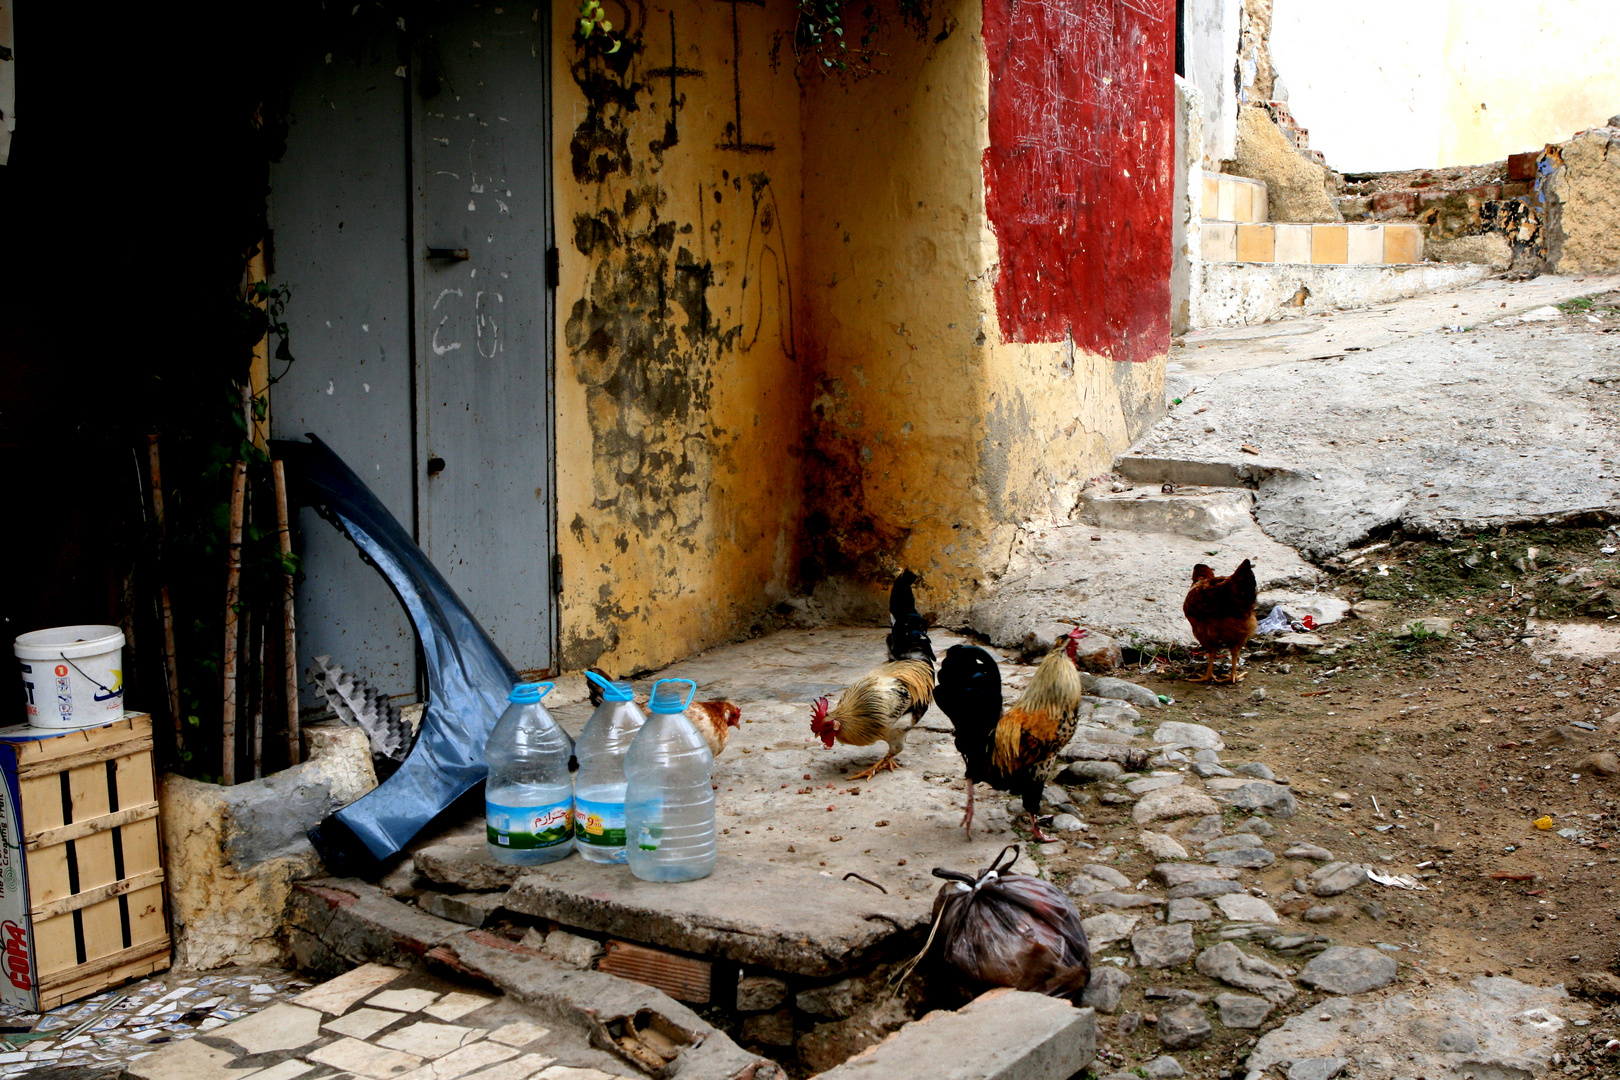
294,964,407,1015
455,1053,557,1080
306,1036,424,1078
125,1037,257,1080
367,989,443,1013
219,1003,325,1054
326,1007,408,1040
423,993,493,1023
377,1021,485,1058
392,1040,519,1080
487,1022,551,1049
249,1061,319,1080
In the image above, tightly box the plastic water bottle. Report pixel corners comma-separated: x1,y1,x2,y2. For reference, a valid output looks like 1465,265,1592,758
484,682,574,865
573,671,647,864
624,679,716,882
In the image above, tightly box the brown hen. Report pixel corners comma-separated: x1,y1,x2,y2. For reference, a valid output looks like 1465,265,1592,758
1182,558,1257,684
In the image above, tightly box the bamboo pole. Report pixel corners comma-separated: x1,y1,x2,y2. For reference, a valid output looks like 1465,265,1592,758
272,460,301,765
221,461,248,785
146,436,182,749
252,631,265,780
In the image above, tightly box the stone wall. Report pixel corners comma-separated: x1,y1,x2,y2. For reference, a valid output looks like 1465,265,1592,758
1541,124,1620,273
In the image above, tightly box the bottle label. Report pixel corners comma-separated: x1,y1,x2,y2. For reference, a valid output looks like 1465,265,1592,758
574,796,626,848
487,798,574,850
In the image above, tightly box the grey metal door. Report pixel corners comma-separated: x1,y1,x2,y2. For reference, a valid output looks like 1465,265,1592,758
270,29,421,703
412,7,556,676
270,6,555,703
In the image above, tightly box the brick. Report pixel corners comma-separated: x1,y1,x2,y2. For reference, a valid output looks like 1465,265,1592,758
1507,151,1539,181
1371,191,1418,217
1236,224,1275,263
817,990,1095,1080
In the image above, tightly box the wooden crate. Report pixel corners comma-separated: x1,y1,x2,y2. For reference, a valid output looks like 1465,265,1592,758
0,713,169,1011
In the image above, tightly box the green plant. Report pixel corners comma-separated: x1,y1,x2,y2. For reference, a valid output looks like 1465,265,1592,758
1559,296,1595,312
575,0,622,52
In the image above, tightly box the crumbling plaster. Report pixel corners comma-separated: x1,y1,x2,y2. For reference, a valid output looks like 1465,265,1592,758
551,0,808,674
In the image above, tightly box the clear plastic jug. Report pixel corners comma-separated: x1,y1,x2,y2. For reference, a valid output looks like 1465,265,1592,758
573,670,647,864
484,681,574,865
624,678,717,882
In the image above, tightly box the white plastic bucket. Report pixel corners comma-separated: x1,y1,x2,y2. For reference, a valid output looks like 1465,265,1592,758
14,625,126,729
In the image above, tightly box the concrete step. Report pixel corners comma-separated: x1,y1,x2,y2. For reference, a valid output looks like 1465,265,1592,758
1202,221,1424,266
1202,171,1268,224
1076,486,1255,540
1190,260,1493,329
816,989,1096,1080
1113,455,1298,489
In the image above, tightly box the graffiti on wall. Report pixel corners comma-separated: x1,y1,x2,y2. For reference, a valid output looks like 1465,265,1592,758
981,0,1174,363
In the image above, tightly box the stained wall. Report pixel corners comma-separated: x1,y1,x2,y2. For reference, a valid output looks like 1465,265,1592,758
551,0,808,674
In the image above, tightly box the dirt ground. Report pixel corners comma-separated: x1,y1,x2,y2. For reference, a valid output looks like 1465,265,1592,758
1008,520,1620,1075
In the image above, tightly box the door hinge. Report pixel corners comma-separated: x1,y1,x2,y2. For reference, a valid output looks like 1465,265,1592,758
552,552,563,595
545,246,560,289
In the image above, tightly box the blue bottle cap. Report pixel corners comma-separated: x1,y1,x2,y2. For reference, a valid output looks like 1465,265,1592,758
648,678,697,714
584,669,634,702
508,681,555,704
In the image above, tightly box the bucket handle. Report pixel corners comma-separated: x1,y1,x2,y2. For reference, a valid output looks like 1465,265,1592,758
649,678,697,711
58,653,115,697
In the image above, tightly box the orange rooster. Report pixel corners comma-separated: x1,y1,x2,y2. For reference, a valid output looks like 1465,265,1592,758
1182,558,1258,684
936,629,1085,841
585,668,741,758
809,571,935,780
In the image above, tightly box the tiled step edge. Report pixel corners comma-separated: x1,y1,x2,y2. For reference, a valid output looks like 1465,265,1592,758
1202,221,1424,265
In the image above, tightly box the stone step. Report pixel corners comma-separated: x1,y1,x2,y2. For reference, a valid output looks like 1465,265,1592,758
1202,171,1268,224
1113,455,1297,490
1202,221,1424,266
815,989,1096,1080
1076,486,1255,540
288,877,775,1080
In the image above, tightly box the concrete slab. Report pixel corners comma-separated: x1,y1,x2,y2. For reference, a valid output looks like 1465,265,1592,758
1130,276,1620,557
967,520,1322,649
413,628,1049,964
816,990,1095,1080
1183,272,1617,360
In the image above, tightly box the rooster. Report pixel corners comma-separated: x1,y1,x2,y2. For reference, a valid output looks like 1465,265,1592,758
809,571,935,780
584,668,742,759
1182,559,1258,684
936,629,1086,841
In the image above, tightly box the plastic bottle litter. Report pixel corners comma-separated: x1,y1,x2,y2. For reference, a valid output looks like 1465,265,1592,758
485,682,575,865
625,678,717,882
573,670,647,865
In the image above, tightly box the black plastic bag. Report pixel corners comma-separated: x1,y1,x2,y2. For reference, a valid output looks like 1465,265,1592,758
927,845,1092,998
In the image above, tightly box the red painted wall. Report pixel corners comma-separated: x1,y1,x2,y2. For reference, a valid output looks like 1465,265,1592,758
982,0,1174,362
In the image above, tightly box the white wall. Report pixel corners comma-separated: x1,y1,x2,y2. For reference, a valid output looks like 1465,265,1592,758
1185,0,1242,165
1271,0,1620,172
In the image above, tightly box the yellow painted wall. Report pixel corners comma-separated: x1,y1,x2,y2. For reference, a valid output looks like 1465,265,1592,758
551,0,807,674
801,0,1165,621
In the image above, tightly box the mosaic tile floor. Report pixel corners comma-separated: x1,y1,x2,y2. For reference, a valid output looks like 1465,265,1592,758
122,963,638,1080
0,966,311,1076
